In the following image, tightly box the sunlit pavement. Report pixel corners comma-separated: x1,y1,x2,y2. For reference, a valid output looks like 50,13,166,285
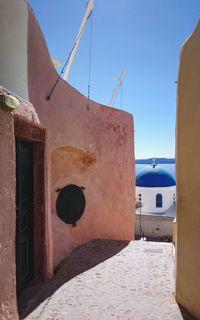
21,239,194,320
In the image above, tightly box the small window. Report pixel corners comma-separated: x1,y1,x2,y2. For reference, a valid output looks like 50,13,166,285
56,184,86,224
156,193,163,208
173,193,176,204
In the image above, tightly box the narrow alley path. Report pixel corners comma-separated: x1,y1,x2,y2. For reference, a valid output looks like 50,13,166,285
21,240,193,320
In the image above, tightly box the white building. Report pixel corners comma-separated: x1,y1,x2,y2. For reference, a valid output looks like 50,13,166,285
136,164,176,239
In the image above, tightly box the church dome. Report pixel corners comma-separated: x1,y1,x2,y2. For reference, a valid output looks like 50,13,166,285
136,165,176,187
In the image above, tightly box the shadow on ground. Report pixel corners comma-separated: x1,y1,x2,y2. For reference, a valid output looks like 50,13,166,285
18,239,129,319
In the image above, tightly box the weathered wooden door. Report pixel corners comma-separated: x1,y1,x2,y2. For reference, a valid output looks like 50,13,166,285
16,140,34,294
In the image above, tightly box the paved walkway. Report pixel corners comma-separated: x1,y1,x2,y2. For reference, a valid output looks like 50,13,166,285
21,240,193,320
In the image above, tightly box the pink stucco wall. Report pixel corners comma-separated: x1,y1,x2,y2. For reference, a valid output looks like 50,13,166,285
0,2,135,318
27,6,135,267
0,87,42,320
0,86,43,319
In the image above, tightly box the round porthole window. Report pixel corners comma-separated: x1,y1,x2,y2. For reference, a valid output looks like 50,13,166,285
56,184,86,225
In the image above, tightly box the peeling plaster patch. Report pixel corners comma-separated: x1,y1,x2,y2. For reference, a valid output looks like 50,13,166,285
52,146,96,169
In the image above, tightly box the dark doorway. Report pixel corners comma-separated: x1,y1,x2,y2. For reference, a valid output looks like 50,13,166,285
16,140,34,295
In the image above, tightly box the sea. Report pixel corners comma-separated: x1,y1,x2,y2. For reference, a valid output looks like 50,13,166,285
136,164,176,179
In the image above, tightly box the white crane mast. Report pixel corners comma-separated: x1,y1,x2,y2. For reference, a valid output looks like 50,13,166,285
63,0,94,82
109,70,126,106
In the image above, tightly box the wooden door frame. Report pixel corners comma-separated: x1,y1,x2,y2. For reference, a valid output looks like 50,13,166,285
15,117,46,281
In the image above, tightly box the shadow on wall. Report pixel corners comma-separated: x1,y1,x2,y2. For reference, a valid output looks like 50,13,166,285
18,239,129,318
178,305,197,320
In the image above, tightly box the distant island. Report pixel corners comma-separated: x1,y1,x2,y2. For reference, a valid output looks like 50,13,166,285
135,158,175,164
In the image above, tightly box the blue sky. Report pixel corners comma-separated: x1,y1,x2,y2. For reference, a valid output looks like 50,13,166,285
28,0,200,159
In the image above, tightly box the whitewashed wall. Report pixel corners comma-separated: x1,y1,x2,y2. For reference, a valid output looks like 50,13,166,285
136,186,176,214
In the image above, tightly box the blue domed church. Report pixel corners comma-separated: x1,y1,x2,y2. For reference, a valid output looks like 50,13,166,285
136,163,176,239
136,163,176,214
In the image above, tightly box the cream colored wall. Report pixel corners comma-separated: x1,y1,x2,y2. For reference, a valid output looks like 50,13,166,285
0,0,28,100
135,213,174,239
176,20,200,320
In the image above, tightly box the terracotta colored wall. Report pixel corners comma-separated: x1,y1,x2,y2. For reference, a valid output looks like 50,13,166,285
0,86,48,319
27,6,135,267
0,108,18,320
176,20,200,319
0,12,134,320
0,1,134,318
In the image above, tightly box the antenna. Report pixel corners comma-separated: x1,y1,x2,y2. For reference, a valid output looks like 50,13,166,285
63,0,94,82
46,0,94,100
109,70,125,106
